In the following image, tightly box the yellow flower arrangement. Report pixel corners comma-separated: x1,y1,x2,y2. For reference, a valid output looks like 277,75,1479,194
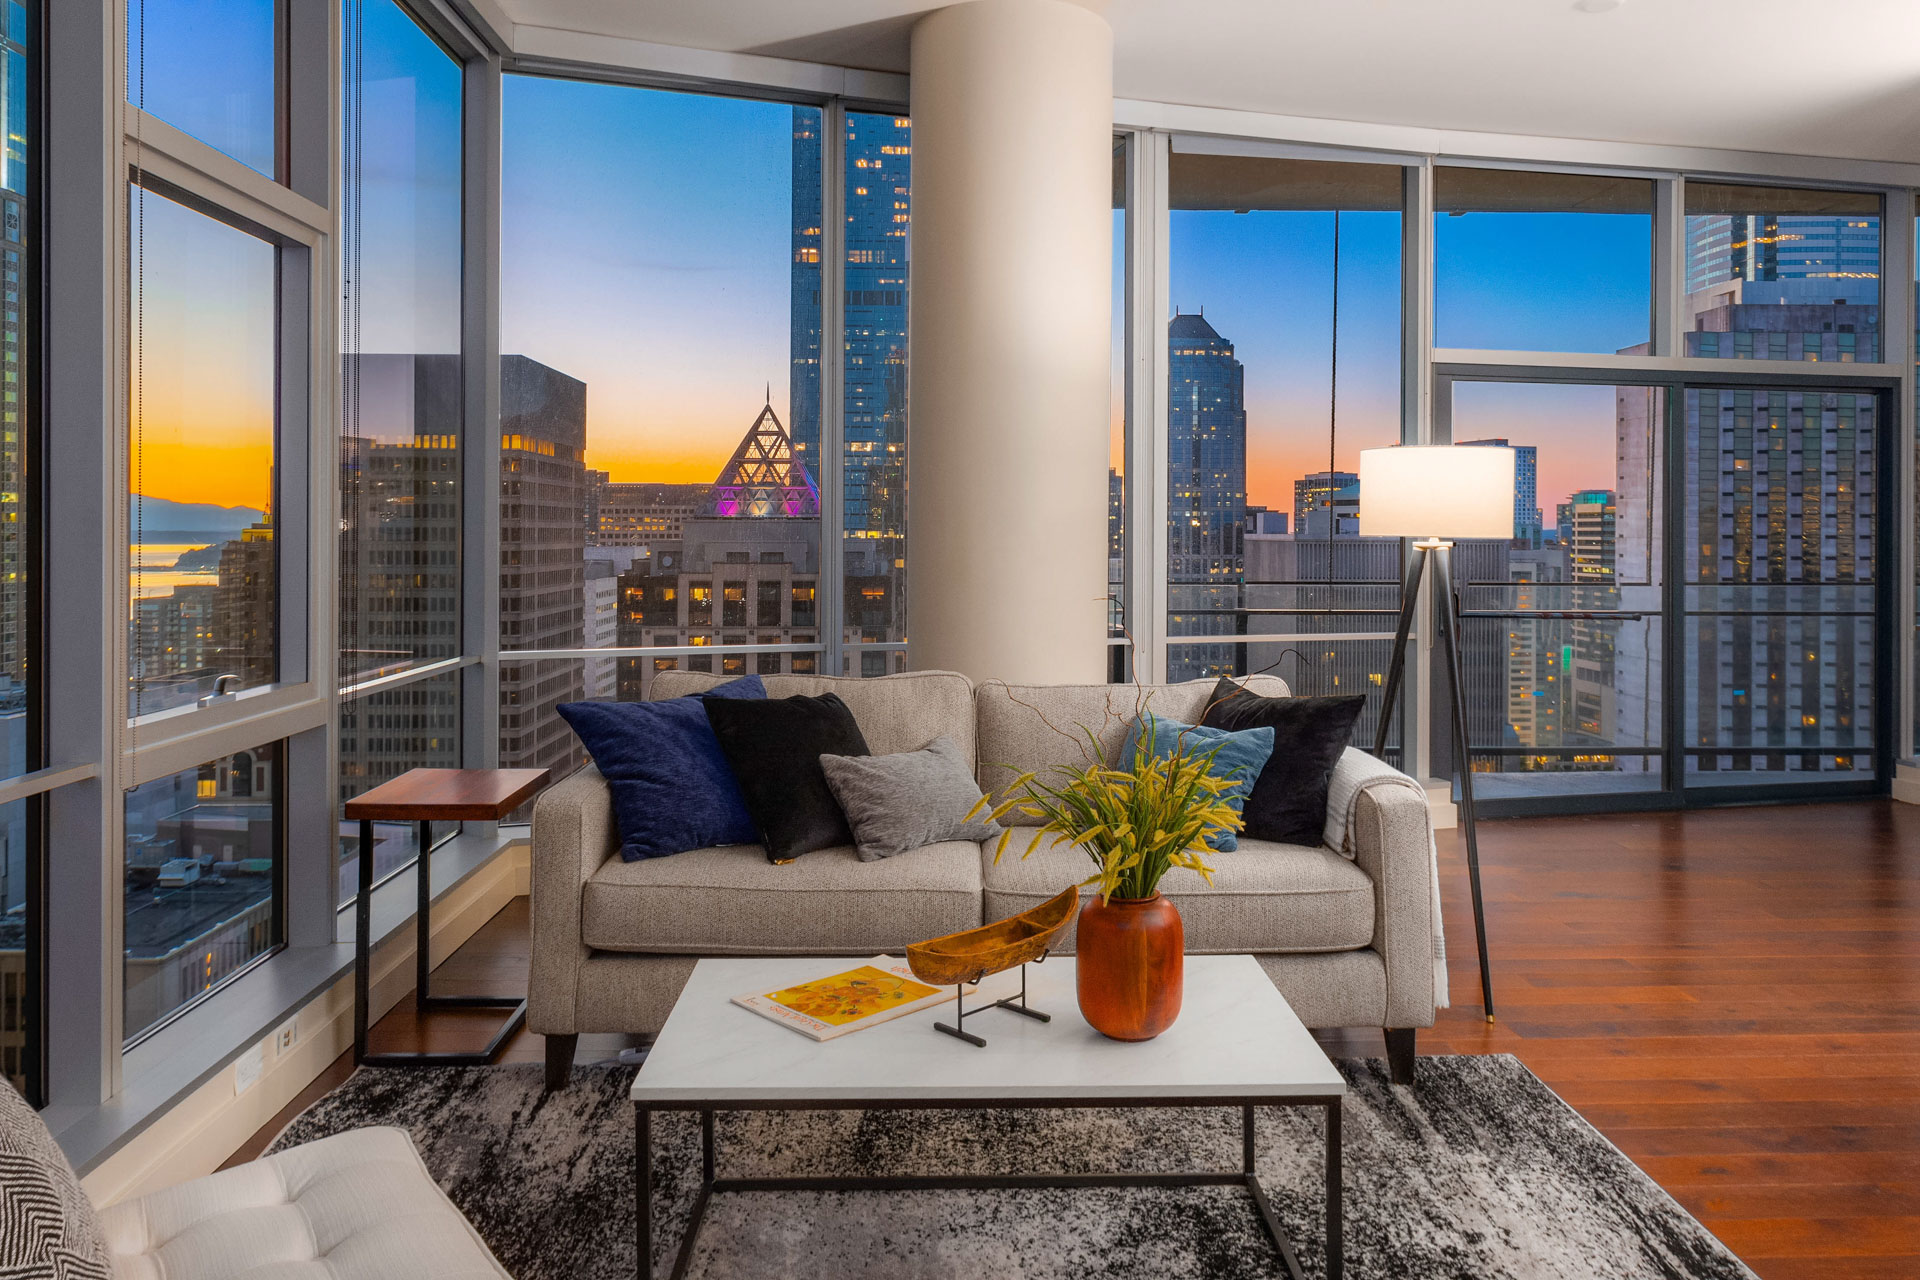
968,717,1242,904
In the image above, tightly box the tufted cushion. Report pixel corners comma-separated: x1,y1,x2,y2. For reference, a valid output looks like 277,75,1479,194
0,1079,112,1279
97,1127,507,1280
983,829,1376,955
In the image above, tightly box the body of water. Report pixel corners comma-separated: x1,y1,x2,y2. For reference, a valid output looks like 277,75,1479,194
131,542,217,601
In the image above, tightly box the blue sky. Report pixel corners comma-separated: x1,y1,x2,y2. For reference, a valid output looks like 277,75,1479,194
126,9,1665,520
498,74,1659,514
129,0,278,177
502,77,807,481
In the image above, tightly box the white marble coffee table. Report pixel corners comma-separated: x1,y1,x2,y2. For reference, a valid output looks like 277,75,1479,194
630,953,1344,1280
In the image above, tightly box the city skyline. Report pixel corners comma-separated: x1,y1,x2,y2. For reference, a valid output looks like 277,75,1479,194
153,66,1888,520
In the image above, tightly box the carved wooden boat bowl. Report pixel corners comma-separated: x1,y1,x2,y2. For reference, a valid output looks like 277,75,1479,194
906,885,1080,987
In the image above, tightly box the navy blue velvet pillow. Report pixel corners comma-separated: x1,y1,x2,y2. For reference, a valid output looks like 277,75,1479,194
557,675,766,861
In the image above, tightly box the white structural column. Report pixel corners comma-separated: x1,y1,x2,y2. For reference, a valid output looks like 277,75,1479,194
906,0,1113,683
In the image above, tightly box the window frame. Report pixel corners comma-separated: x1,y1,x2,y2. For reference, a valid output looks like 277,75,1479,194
335,0,479,904
1106,131,1914,801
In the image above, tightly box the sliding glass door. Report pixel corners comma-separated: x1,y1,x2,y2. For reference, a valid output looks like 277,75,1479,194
1438,374,1892,812
1445,380,1666,803
1682,387,1883,791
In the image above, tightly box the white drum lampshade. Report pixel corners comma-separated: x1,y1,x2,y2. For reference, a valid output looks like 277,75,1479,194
1357,445,1516,540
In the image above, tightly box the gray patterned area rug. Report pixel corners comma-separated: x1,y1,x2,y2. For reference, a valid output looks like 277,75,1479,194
269,1055,1755,1280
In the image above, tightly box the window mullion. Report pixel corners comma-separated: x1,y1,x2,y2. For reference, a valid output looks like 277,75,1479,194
1129,129,1169,683
819,99,846,677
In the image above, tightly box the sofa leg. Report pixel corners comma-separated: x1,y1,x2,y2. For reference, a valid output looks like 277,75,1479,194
1385,1028,1416,1085
544,1034,578,1092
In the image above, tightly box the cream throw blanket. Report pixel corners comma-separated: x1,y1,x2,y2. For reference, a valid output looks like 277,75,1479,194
1321,748,1449,1010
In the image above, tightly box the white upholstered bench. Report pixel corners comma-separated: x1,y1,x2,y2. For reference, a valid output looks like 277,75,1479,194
1,1080,507,1280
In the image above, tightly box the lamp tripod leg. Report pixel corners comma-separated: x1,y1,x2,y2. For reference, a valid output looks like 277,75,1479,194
1372,545,1428,760
1433,546,1494,1023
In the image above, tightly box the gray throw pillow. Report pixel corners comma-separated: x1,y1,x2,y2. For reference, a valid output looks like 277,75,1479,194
820,735,1003,862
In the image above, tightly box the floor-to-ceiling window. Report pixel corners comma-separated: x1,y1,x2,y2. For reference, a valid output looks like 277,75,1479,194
501,80,825,777
338,0,466,902
0,0,35,1102
120,0,328,1047
499,77,917,753
1164,146,1405,753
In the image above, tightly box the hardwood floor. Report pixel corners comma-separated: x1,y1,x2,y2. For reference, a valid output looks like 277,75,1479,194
234,799,1920,1279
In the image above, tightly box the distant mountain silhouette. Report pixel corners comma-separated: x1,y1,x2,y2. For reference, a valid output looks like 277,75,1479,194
130,495,267,537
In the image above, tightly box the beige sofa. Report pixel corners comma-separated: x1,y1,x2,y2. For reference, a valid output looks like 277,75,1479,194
529,671,1438,1088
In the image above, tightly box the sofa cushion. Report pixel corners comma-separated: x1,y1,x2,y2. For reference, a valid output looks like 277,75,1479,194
0,1076,112,1279
705,692,871,863
983,829,1374,954
1119,712,1274,851
1201,678,1367,846
98,1126,508,1280
582,841,984,955
821,735,1003,862
556,673,765,861
652,670,977,761
975,676,1290,806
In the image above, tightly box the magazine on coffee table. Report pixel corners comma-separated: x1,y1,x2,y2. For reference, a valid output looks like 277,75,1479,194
732,956,982,1041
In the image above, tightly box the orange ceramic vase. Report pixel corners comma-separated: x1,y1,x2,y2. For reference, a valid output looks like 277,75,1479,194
1075,893,1184,1041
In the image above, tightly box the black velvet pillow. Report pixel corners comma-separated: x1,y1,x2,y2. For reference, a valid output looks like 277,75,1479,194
705,692,872,863
1199,678,1365,846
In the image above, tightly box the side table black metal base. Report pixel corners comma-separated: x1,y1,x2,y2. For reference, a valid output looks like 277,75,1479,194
635,1095,1341,1280
352,817,527,1067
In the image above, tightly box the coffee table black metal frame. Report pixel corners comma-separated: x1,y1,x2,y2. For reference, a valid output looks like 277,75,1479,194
634,1091,1341,1280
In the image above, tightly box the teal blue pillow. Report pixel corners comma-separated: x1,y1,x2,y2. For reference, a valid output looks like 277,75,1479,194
1120,712,1275,852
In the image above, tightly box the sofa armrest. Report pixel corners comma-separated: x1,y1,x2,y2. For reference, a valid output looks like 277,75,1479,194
1346,781,1439,1029
528,764,619,1035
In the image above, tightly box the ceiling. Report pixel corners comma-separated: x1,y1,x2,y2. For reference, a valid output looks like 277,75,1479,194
499,0,1920,166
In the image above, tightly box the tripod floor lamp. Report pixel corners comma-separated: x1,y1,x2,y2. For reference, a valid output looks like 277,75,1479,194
1357,444,1516,1023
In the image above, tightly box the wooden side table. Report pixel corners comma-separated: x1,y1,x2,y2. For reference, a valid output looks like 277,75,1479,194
345,767,549,1067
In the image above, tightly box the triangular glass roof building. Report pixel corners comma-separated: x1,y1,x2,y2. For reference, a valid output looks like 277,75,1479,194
702,400,821,518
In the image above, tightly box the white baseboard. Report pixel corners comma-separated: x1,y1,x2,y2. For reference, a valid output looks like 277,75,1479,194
1424,778,1457,829
82,842,531,1207
1894,765,1920,806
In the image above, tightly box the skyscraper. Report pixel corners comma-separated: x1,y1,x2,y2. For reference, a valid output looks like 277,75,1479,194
499,356,589,781
1686,212,1880,298
1683,388,1874,777
790,110,911,668
616,402,828,700
1166,311,1246,680
1167,312,1247,579
1564,489,1618,744
1292,471,1358,534
1685,208,1880,360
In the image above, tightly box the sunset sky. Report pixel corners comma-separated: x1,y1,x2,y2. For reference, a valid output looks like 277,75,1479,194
128,0,280,515
499,72,1661,518
132,188,277,513
129,35,1732,525
503,78,804,484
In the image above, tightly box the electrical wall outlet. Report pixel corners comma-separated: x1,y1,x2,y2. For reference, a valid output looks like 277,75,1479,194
234,1042,265,1096
274,1017,298,1056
